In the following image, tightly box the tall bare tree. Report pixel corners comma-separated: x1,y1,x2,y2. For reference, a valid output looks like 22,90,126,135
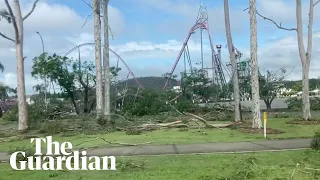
224,0,241,122
254,0,318,120
249,0,262,128
0,0,39,131
102,0,111,121
92,0,103,119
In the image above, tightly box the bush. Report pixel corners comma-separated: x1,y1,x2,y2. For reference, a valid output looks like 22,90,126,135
174,100,196,113
286,97,320,111
1,105,18,121
272,113,290,118
1,101,55,129
28,102,49,127
122,90,170,116
8,146,35,162
39,121,66,134
311,130,320,150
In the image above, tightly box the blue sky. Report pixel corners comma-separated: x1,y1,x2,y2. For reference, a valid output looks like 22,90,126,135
0,0,320,94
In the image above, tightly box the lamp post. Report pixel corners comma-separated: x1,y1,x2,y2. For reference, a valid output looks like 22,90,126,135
36,32,44,54
36,31,47,109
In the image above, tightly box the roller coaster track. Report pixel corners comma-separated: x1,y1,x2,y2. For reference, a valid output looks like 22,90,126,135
163,3,227,90
64,43,144,89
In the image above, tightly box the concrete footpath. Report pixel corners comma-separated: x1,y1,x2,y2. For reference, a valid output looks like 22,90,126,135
0,138,312,161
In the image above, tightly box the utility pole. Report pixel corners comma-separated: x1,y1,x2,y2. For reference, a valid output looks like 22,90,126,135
103,0,111,121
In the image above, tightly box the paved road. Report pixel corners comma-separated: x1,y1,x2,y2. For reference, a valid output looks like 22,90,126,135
200,98,288,110
0,138,311,161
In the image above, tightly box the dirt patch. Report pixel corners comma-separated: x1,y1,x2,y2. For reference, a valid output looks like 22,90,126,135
286,119,320,125
238,127,284,134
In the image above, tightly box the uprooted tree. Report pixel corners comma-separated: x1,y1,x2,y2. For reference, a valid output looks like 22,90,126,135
0,0,40,131
31,53,120,115
254,0,319,120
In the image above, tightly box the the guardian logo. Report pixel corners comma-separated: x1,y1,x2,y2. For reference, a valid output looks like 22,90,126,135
10,136,116,170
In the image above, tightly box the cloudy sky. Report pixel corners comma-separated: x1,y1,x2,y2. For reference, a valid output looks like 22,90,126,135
0,0,320,94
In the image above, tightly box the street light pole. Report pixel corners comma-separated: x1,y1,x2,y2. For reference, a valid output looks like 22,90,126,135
36,31,47,109
36,32,44,54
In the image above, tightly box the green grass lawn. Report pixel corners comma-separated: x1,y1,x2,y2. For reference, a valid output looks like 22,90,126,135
0,150,319,180
0,118,319,152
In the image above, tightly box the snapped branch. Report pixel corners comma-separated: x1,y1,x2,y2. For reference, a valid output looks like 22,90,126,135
314,0,320,6
256,11,297,31
243,7,297,31
4,0,18,42
81,0,92,9
81,0,114,40
23,0,39,21
0,32,15,42
81,13,92,28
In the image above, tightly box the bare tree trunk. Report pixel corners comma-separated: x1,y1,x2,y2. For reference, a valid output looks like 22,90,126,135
250,0,317,120
249,0,262,128
93,0,103,119
296,0,313,120
302,62,311,119
103,0,111,121
224,0,241,122
13,0,28,131
252,0,317,120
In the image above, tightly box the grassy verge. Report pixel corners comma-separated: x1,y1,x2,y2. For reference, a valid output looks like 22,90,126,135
0,150,320,179
0,118,319,151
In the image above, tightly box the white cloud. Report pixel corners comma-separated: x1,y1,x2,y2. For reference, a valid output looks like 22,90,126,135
133,0,320,37
2,73,42,95
256,31,320,80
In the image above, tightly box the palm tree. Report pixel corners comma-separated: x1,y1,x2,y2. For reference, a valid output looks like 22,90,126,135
0,83,15,101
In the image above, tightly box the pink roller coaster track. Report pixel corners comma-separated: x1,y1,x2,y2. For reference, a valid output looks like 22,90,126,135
163,3,224,90
163,23,218,89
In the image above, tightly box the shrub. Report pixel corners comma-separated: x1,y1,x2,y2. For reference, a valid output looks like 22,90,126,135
174,100,196,113
311,130,320,150
8,146,35,162
1,102,48,122
28,102,49,127
122,89,170,116
39,121,65,134
273,113,290,118
1,105,18,121
1,101,62,129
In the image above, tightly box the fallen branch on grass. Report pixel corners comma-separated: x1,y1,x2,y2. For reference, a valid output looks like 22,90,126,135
184,112,224,130
132,120,190,131
304,167,320,171
124,110,238,132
